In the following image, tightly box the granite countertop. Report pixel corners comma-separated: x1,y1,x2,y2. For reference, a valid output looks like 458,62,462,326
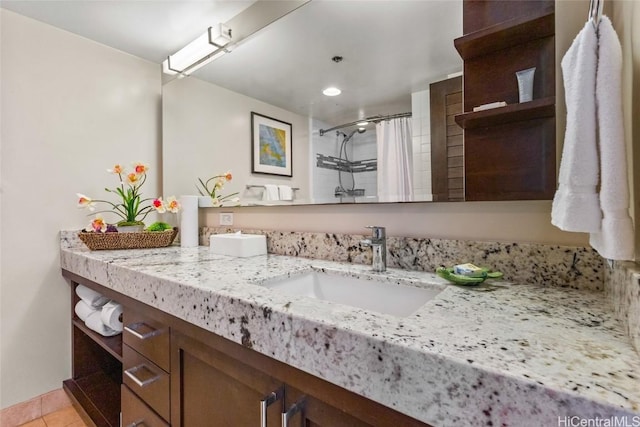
60,245,640,427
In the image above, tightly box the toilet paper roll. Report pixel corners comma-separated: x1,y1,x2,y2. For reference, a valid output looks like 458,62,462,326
100,301,123,332
85,311,120,337
74,300,98,322
180,195,199,247
76,284,110,308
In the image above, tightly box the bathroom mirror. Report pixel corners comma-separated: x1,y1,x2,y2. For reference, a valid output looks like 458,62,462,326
162,0,465,205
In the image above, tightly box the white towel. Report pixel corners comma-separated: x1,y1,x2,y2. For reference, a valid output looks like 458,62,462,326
263,184,280,201
551,21,601,232
74,300,98,322
85,311,120,337
75,284,110,308
588,16,634,260
278,185,293,201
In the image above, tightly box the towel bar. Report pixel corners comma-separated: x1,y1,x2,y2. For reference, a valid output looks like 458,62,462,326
246,185,299,191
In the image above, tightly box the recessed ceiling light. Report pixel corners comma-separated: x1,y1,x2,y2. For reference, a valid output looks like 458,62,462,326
356,121,369,126
322,87,341,96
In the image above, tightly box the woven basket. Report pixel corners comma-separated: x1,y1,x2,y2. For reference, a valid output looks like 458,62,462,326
78,228,178,250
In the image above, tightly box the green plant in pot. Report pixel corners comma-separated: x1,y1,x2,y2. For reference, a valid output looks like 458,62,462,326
196,171,240,207
77,162,180,232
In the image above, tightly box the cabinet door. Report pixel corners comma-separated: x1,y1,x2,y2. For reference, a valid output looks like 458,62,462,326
430,76,464,202
283,386,372,427
122,385,169,427
171,331,284,427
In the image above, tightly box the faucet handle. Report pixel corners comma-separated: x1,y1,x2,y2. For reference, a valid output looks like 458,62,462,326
365,225,385,239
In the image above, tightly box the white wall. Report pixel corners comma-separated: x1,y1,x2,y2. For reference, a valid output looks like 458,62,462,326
162,77,309,205
0,10,161,408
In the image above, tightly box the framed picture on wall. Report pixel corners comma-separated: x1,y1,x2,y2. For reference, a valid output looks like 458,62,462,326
251,112,293,177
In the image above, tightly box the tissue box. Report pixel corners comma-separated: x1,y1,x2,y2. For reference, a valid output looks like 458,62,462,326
209,233,267,257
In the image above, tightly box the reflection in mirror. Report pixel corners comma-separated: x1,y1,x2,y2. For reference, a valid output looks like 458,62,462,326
162,1,463,206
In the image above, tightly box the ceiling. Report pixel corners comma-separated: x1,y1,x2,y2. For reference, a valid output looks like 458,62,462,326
194,1,463,124
1,0,463,126
0,0,255,63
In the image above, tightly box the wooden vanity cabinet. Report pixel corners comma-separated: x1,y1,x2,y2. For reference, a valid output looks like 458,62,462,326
170,330,400,427
63,270,431,427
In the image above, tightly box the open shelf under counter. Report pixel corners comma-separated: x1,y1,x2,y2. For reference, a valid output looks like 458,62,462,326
73,318,123,362
454,96,555,129
64,371,121,427
454,9,554,59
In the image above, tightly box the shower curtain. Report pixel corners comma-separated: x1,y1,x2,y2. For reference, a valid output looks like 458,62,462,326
376,117,413,202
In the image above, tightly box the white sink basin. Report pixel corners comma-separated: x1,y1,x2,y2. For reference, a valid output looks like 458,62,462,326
259,269,444,317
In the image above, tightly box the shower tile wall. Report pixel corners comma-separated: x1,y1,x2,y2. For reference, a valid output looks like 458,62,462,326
352,129,377,197
311,118,341,202
411,89,433,202
311,118,378,202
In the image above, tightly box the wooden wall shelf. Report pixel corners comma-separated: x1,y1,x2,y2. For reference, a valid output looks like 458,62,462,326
454,9,554,59
455,96,555,129
458,0,556,201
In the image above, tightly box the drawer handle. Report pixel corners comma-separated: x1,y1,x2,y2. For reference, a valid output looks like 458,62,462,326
124,322,163,340
126,422,145,427
260,385,284,427
124,364,161,388
282,396,306,427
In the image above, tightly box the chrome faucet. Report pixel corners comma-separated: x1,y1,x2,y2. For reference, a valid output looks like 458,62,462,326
361,226,386,272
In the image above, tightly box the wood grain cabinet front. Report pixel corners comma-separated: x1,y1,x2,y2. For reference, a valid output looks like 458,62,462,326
123,311,171,372
123,344,171,422
122,384,169,427
170,330,429,427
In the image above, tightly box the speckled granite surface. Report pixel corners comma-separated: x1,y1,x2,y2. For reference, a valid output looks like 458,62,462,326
606,261,640,356
60,238,640,427
202,227,605,291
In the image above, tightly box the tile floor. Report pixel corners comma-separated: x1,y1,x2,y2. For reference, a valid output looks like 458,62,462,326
17,406,89,427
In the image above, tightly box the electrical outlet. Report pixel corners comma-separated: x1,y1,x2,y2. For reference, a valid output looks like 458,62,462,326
219,212,233,226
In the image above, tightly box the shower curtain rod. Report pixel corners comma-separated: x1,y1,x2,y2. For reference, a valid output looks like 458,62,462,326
318,112,412,136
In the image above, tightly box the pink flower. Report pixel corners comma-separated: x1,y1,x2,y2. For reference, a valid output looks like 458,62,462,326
88,215,107,233
76,162,180,227
152,197,166,214
125,172,141,186
134,163,149,174
77,193,96,211
166,196,180,213
107,164,123,174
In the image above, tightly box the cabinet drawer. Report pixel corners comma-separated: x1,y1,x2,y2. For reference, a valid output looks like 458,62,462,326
123,345,170,421
121,384,169,427
123,310,170,371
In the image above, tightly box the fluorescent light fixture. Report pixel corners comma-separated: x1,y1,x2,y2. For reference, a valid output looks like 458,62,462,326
163,24,232,76
356,121,369,126
322,87,341,96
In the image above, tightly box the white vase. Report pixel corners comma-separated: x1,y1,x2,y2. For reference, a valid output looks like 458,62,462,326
116,224,144,233
180,195,199,247
198,196,215,207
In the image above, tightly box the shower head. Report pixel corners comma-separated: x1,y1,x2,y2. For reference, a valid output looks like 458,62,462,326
344,128,366,143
